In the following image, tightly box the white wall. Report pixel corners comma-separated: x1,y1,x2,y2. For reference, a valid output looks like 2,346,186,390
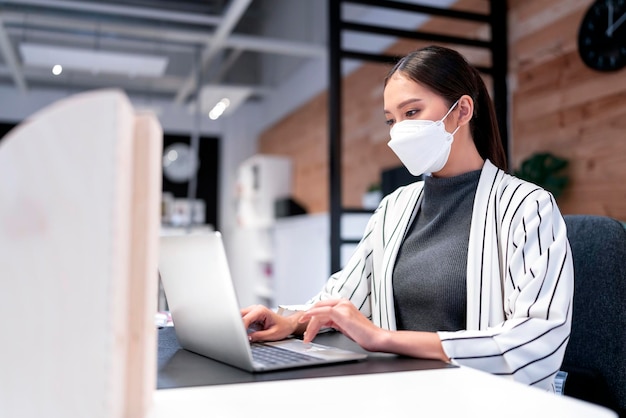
217,100,263,306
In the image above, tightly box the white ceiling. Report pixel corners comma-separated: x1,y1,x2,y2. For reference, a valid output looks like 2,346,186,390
0,0,328,113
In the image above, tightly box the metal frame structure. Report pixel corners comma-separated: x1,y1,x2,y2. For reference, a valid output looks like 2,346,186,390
328,0,508,273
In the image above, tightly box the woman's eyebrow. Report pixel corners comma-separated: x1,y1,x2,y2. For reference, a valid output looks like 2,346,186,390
383,98,422,114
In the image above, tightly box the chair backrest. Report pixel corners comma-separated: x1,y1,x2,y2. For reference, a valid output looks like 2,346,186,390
562,214,626,417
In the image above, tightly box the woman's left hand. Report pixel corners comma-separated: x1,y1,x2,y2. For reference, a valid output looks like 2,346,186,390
299,299,387,351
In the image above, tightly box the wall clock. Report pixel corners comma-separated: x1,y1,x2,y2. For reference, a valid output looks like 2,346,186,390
578,0,626,71
162,142,198,183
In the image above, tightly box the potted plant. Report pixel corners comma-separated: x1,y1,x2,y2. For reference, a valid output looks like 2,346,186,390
514,152,569,198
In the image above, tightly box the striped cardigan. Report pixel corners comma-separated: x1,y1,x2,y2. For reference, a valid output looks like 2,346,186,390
307,159,574,390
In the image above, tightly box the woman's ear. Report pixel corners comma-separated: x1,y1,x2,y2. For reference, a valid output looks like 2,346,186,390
457,95,474,126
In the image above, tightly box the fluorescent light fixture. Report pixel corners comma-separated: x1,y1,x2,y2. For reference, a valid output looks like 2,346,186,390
19,43,168,77
208,98,231,120
199,85,253,119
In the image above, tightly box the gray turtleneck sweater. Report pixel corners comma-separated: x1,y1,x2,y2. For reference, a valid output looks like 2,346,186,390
392,169,481,332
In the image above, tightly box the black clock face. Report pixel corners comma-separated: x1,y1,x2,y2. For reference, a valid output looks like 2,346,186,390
578,0,626,71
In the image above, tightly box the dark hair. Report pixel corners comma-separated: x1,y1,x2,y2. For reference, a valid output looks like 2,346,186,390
384,45,507,171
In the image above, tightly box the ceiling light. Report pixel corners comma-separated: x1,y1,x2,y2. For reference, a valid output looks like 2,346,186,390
208,98,231,120
200,86,253,119
52,64,63,75
19,43,168,78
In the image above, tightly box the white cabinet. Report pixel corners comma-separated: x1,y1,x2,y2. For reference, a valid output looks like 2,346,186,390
270,211,372,307
272,213,330,306
236,155,292,228
231,155,292,306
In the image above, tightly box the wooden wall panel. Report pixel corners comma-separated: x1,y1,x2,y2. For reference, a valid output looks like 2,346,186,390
260,0,626,221
258,91,329,214
510,0,626,220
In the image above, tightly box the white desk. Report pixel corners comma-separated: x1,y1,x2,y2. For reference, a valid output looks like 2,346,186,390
151,366,617,418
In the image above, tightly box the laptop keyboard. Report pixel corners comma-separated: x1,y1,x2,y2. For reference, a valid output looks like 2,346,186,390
251,343,317,367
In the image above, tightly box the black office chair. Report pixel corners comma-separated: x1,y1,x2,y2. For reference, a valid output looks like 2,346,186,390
561,214,626,418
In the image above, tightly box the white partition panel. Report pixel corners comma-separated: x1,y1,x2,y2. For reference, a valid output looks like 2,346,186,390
0,89,162,418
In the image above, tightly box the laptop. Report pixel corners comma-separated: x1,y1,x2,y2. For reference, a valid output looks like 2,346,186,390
158,231,367,372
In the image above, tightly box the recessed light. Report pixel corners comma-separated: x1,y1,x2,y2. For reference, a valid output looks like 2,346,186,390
52,64,63,75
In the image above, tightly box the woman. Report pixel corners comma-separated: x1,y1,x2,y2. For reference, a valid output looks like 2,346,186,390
242,45,573,391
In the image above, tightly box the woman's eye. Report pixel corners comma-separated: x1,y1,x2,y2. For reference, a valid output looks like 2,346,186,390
405,109,419,118
385,119,395,126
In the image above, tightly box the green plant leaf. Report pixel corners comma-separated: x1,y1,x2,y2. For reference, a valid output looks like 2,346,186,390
514,152,569,198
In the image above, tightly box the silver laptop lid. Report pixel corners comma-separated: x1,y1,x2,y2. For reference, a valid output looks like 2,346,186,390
158,232,255,371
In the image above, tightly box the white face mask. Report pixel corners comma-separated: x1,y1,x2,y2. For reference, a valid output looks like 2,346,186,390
388,100,460,176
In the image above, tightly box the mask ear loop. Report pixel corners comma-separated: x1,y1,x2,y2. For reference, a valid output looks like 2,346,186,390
439,99,460,123
439,99,461,136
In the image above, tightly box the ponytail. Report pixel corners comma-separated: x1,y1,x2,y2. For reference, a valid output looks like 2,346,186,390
471,68,507,171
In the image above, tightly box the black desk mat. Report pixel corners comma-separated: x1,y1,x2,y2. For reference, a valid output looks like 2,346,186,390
157,327,455,389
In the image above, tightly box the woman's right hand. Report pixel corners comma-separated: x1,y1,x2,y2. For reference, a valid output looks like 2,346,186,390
240,305,304,343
